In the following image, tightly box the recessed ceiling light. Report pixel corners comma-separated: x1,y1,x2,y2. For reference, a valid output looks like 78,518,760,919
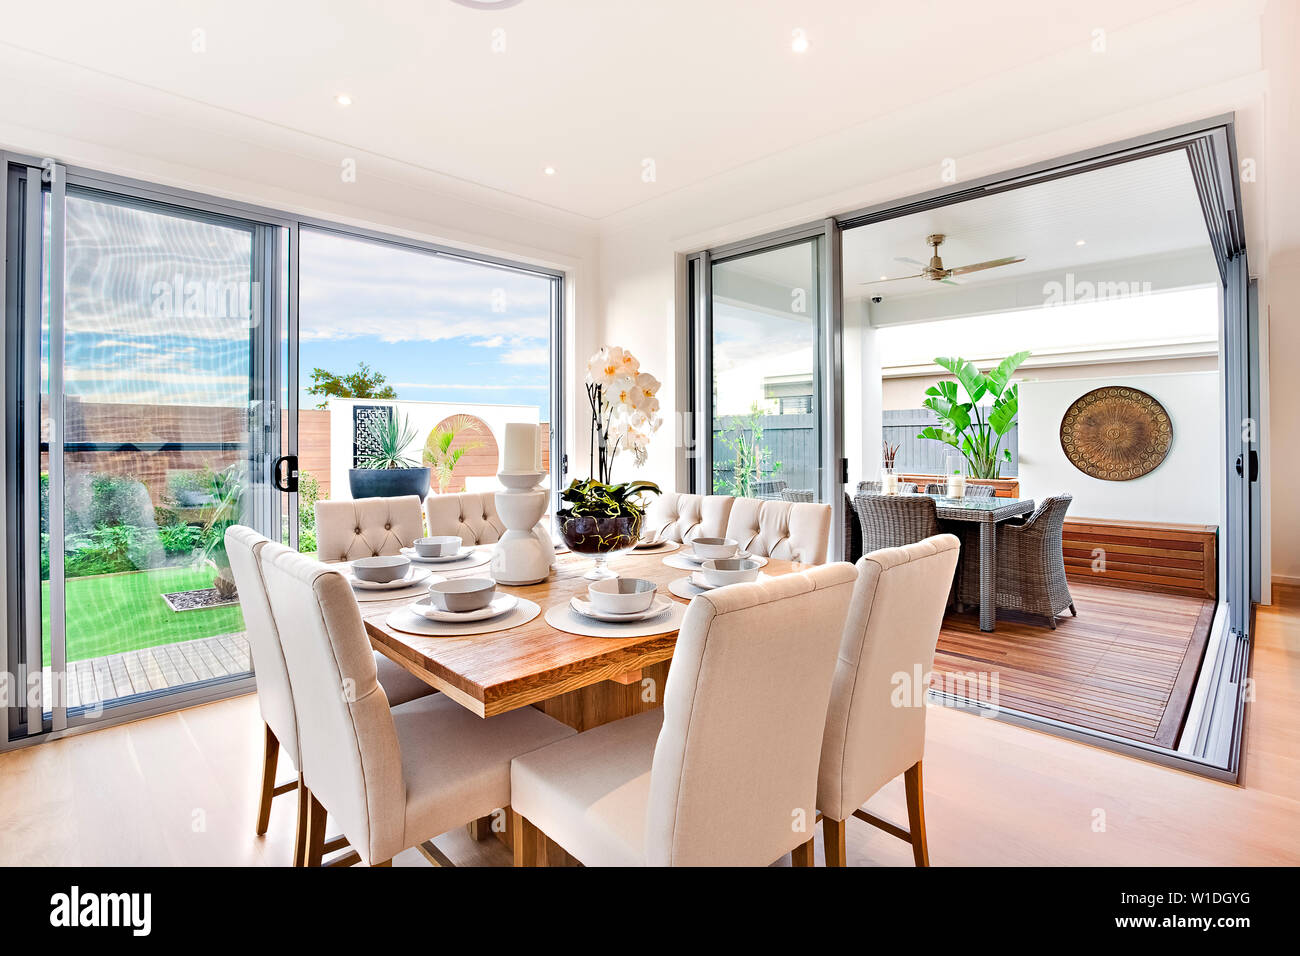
336,93,353,107
791,28,809,53
450,0,525,8
1076,239,1087,246
879,275,888,281
544,166,556,176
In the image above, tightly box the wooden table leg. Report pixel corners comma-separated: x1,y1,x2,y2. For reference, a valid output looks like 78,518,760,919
979,522,997,632
467,815,493,841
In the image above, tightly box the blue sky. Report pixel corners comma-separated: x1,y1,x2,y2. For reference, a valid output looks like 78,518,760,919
56,196,551,420
297,229,551,418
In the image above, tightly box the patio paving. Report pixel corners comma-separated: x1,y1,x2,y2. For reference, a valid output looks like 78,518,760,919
42,632,251,710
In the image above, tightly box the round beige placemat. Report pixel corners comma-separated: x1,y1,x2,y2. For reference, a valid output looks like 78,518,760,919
385,598,541,637
662,552,768,572
348,569,443,603
631,540,681,555
667,572,772,601
407,547,493,573
543,598,686,638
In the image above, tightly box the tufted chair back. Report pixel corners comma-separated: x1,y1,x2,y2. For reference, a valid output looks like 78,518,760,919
642,492,734,544
724,497,832,565
314,495,424,562
424,491,507,546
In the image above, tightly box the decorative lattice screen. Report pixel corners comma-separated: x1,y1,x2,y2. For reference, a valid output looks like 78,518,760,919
352,405,393,468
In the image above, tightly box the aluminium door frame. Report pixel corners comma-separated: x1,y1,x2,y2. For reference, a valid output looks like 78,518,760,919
685,115,1254,779
687,220,845,556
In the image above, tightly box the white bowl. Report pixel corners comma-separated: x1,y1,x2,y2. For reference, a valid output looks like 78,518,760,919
350,555,411,583
428,577,497,612
691,537,738,560
414,535,462,558
701,557,760,588
587,577,657,614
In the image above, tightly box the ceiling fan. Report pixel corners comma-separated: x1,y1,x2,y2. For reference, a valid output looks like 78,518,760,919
863,234,1025,286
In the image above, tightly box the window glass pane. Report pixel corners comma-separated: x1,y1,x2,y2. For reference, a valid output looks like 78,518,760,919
294,228,553,552
710,238,821,499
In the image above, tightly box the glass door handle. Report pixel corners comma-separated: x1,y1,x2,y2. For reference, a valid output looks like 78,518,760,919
272,455,299,493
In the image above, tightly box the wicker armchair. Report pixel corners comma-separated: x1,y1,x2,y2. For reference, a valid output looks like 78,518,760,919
780,489,815,503
853,493,939,555
958,493,1075,628
843,481,918,562
924,482,994,497
754,479,787,499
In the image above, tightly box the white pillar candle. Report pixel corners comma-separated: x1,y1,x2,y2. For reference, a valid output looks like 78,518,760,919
947,473,967,498
881,472,899,495
503,422,540,473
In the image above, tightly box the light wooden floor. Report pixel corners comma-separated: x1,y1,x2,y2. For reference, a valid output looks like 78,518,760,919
933,581,1214,748
2,587,1297,867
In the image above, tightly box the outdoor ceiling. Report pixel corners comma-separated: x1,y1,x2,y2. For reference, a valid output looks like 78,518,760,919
0,0,1194,220
842,150,1217,298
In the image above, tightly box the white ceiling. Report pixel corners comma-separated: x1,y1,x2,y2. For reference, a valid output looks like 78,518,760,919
842,149,1216,295
0,0,1197,220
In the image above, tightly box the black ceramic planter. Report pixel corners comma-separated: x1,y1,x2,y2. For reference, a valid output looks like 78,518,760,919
347,467,431,500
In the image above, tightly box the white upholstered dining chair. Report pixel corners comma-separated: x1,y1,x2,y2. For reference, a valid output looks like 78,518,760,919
313,495,424,562
642,491,734,544
814,534,960,867
258,544,576,867
724,496,832,565
424,491,506,545
509,562,858,866
225,527,436,865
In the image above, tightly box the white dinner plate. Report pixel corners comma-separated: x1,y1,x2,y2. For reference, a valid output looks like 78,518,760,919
411,593,518,623
569,595,673,624
346,566,434,591
687,570,769,591
680,549,761,565
400,545,476,564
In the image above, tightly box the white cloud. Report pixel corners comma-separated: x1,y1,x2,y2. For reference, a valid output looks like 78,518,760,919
391,382,547,391
500,348,550,365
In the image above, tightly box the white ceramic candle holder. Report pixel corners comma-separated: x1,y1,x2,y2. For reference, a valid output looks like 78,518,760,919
490,471,553,586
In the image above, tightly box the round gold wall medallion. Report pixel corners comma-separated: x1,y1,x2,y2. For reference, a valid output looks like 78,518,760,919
1059,386,1172,481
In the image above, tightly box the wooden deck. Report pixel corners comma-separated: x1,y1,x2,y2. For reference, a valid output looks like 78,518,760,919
933,580,1215,748
46,633,251,710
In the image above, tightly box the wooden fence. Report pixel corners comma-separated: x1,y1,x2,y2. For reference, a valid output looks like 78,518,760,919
883,407,1019,476
709,407,1020,493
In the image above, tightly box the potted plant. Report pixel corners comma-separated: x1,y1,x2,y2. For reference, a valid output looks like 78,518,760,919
198,463,243,598
348,410,432,500
916,351,1030,479
558,346,663,575
423,415,485,494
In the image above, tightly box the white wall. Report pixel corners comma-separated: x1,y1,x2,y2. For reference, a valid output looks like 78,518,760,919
596,1,1293,590
1017,372,1221,524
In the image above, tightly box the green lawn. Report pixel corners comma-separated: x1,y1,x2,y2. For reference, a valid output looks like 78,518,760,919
42,566,246,664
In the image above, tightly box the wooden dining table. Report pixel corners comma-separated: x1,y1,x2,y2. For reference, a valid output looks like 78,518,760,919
362,548,801,732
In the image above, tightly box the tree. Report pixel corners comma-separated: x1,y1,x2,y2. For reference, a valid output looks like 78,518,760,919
305,362,397,409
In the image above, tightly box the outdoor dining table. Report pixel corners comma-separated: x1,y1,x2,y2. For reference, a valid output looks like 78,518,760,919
925,493,1035,632
360,548,802,732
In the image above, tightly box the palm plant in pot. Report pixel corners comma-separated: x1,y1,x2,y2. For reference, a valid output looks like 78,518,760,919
916,351,1030,479
558,346,663,577
348,410,432,500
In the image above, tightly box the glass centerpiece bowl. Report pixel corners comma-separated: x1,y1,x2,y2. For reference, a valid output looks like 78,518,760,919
558,479,659,580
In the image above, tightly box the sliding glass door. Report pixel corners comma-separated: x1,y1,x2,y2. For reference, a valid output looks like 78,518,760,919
692,225,840,532
281,224,564,554
5,162,283,737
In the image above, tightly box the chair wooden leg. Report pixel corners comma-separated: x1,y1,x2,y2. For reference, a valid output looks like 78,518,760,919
512,811,540,867
371,859,392,867
256,723,279,836
791,838,816,867
467,815,493,841
904,761,930,867
305,791,328,868
823,817,848,867
293,774,309,867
